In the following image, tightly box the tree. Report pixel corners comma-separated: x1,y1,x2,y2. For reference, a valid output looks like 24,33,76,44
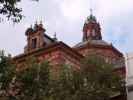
0,0,38,23
49,64,76,100
0,50,15,99
0,52,125,100
50,55,125,100
80,55,125,100
13,57,51,100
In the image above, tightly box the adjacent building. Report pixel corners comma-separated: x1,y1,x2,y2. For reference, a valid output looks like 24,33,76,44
125,53,133,100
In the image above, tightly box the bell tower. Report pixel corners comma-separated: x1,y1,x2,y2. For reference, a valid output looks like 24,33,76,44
83,10,102,41
24,21,46,53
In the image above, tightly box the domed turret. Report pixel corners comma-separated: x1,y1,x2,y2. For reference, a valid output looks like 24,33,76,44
83,11,102,41
24,21,46,53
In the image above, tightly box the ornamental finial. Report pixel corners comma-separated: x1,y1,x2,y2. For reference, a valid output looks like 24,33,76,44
35,20,38,25
90,8,93,15
53,32,57,41
30,24,32,28
40,20,42,24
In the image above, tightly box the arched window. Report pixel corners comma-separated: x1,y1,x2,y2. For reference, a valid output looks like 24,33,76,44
87,30,90,37
32,38,37,49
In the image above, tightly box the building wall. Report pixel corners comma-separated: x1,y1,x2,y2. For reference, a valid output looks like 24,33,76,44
38,49,81,67
125,53,133,100
15,48,81,78
40,50,81,73
77,47,124,67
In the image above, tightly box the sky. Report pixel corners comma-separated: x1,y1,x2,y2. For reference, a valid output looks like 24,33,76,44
0,0,133,56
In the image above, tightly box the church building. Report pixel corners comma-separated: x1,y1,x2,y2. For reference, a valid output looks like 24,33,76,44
13,13,126,99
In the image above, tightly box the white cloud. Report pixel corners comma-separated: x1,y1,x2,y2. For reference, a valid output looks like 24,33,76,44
0,0,133,55
60,0,90,20
95,0,133,17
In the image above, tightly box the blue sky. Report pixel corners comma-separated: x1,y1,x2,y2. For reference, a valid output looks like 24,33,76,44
0,0,133,56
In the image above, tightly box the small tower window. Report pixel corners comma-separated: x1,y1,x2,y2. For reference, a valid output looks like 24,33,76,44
32,38,37,49
87,30,90,37
92,29,96,36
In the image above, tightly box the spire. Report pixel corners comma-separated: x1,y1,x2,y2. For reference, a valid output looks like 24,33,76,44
85,9,96,24
34,20,38,30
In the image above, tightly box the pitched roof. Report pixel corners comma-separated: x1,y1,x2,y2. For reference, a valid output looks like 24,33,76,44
44,34,55,42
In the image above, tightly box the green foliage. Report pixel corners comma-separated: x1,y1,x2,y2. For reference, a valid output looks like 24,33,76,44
0,0,39,23
14,57,50,100
49,65,75,100
49,55,125,100
0,52,125,100
0,0,22,23
80,55,125,100
0,50,15,96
